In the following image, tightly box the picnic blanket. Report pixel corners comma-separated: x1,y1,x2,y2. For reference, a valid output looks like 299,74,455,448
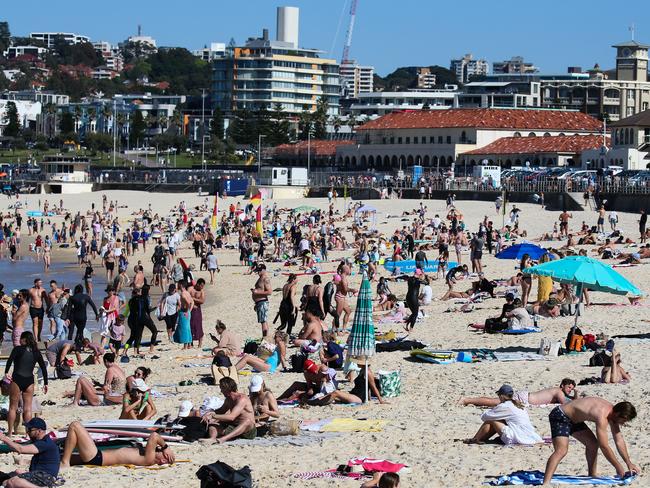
486,470,636,485
300,418,385,433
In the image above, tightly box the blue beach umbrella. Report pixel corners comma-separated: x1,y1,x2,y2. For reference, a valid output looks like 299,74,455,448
496,243,548,261
524,255,643,329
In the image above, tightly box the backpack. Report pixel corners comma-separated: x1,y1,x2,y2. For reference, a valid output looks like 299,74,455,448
56,362,72,380
566,327,585,352
484,318,508,334
196,461,252,488
589,350,612,367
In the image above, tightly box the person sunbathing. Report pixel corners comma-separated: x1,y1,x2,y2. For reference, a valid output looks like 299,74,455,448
374,294,397,312
68,353,126,406
463,384,542,445
201,377,257,443
60,422,175,468
526,298,561,318
601,350,631,384
234,330,288,373
460,378,578,407
308,360,387,405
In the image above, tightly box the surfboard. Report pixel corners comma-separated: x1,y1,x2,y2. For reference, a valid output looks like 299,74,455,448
83,428,183,442
383,259,458,274
81,420,185,430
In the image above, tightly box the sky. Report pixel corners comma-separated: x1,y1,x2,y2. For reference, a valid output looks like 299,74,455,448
3,0,648,76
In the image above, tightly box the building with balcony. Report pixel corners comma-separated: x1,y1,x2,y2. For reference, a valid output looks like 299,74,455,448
4,45,48,60
212,7,340,117
335,108,603,170
456,79,541,108
29,32,90,48
92,41,124,72
340,60,374,97
342,89,456,117
1,90,70,106
450,54,488,83
193,43,226,61
416,67,437,89
583,109,650,170
492,56,538,75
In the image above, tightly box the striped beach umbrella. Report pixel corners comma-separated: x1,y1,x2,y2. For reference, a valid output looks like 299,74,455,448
347,276,375,358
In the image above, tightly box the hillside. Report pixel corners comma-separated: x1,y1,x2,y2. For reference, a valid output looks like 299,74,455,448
373,65,458,91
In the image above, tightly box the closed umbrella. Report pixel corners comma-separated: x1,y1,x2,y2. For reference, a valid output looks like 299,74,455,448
294,205,318,214
346,276,375,403
524,255,643,330
496,242,548,261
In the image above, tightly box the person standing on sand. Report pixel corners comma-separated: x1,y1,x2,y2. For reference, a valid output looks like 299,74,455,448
639,209,647,244
251,264,272,337
28,279,47,342
189,278,206,348
174,281,194,349
541,398,640,486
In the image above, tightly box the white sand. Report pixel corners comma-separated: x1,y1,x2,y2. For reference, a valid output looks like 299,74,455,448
0,190,647,487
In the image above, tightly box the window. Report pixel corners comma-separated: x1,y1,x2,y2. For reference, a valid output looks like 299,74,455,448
438,136,443,144
446,136,451,144
405,137,410,144
390,137,395,144
513,132,521,137
382,137,387,144
528,132,536,137
414,136,419,144
398,137,402,144
429,136,435,144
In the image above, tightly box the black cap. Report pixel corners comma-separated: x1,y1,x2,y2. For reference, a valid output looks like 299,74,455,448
496,384,514,396
24,417,46,430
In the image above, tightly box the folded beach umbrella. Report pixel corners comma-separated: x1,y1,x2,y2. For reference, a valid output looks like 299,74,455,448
496,242,548,261
524,255,643,329
294,205,318,213
347,276,375,402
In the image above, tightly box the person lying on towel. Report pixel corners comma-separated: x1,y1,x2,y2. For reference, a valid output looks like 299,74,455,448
60,422,175,468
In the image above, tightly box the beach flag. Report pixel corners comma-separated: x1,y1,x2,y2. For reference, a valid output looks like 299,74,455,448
256,205,263,235
250,191,262,207
210,194,218,230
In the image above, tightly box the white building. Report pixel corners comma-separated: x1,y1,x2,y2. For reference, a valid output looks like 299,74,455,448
93,41,124,72
492,56,538,75
30,32,90,48
193,42,226,61
344,89,456,117
450,54,489,83
0,99,42,136
340,60,374,97
416,67,437,89
4,46,48,59
127,35,157,48
1,90,70,106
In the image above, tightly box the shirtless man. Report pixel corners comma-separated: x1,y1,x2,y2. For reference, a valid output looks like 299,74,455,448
558,210,572,238
542,398,639,486
251,264,272,337
60,422,175,468
132,265,145,290
28,278,48,341
293,311,323,347
11,290,29,346
335,264,356,332
47,280,63,336
201,377,256,444
460,378,578,407
596,205,606,233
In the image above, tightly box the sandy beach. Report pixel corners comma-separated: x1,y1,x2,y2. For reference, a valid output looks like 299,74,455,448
0,190,646,487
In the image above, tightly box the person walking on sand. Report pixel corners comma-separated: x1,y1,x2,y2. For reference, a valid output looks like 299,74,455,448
251,264,272,338
541,398,640,486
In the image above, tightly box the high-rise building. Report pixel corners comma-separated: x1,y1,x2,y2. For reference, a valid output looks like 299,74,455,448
450,54,488,83
30,32,90,49
492,56,538,75
416,67,437,89
340,61,374,97
212,6,340,116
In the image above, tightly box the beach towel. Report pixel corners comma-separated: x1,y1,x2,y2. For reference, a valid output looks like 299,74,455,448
347,457,407,473
493,352,548,362
292,471,365,481
321,418,385,433
485,470,636,485
500,328,542,335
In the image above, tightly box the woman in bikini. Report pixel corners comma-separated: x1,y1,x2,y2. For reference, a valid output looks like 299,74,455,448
520,254,533,307
42,238,52,272
120,380,157,420
69,353,126,406
304,275,325,322
4,331,48,435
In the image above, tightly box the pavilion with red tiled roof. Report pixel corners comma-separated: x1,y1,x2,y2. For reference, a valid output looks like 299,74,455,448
335,107,605,170
271,140,354,166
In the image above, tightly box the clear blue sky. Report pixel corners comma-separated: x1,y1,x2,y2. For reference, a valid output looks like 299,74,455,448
3,0,646,76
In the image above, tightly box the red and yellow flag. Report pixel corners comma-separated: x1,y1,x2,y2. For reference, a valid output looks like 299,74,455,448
250,191,262,207
256,205,263,236
211,194,218,230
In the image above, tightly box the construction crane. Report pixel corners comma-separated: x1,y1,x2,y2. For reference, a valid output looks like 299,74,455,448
341,0,358,64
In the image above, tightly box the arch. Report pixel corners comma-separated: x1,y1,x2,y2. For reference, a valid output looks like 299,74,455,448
447,156,454,165
505,159,512,167
543,132,551,137
351,156,357,167
407,155,414,165
360,155,367,167
423,155,430,166
368,155,374,167
432,155,438,166
460,130,467,143
528,132,537,137
513,132,521,137
558,132,565,136
344,156,350,166
391,155,398,168
383,155,390,168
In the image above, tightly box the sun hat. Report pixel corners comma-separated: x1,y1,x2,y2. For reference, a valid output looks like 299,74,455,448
177,400,193,418
249,375,264,393
131,378,149,393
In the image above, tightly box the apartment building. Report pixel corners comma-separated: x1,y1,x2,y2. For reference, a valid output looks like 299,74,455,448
492,56,538,75
30,32,90,48
450,54,489,83
340,60,374,97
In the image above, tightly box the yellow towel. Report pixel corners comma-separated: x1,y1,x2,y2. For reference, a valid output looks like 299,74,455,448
82,460,191,470
321,418,386,433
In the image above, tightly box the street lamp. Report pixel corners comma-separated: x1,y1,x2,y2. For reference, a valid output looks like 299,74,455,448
258,134,266,173
201,89,206,171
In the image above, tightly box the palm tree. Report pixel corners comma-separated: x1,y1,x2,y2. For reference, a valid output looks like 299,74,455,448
158,114,168,133
347,115,358,131
87,107,97,134
102,105,112,134
117,112,127,148
74,105,82,134
170,110,182,135
44,103,56,139
332,116,343,137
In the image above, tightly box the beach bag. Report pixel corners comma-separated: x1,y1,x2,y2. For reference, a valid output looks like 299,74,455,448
196,461,252,488
565,327,584,352
378,370,401,398
56,362,72,380
269,419,300,436
211,364,238,387
539,338,561,357
484,318,507,334
589,350,611,367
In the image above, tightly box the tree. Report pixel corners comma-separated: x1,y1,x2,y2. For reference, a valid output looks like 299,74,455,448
84,133,113,153
297,112,313,141
3,101,20,138
227,109,256,145
130,110,146,146
210,107,225,141
311,96,329,140
60,111,75,134
0,22,9,54
0,72,9,91
267,103,291,146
